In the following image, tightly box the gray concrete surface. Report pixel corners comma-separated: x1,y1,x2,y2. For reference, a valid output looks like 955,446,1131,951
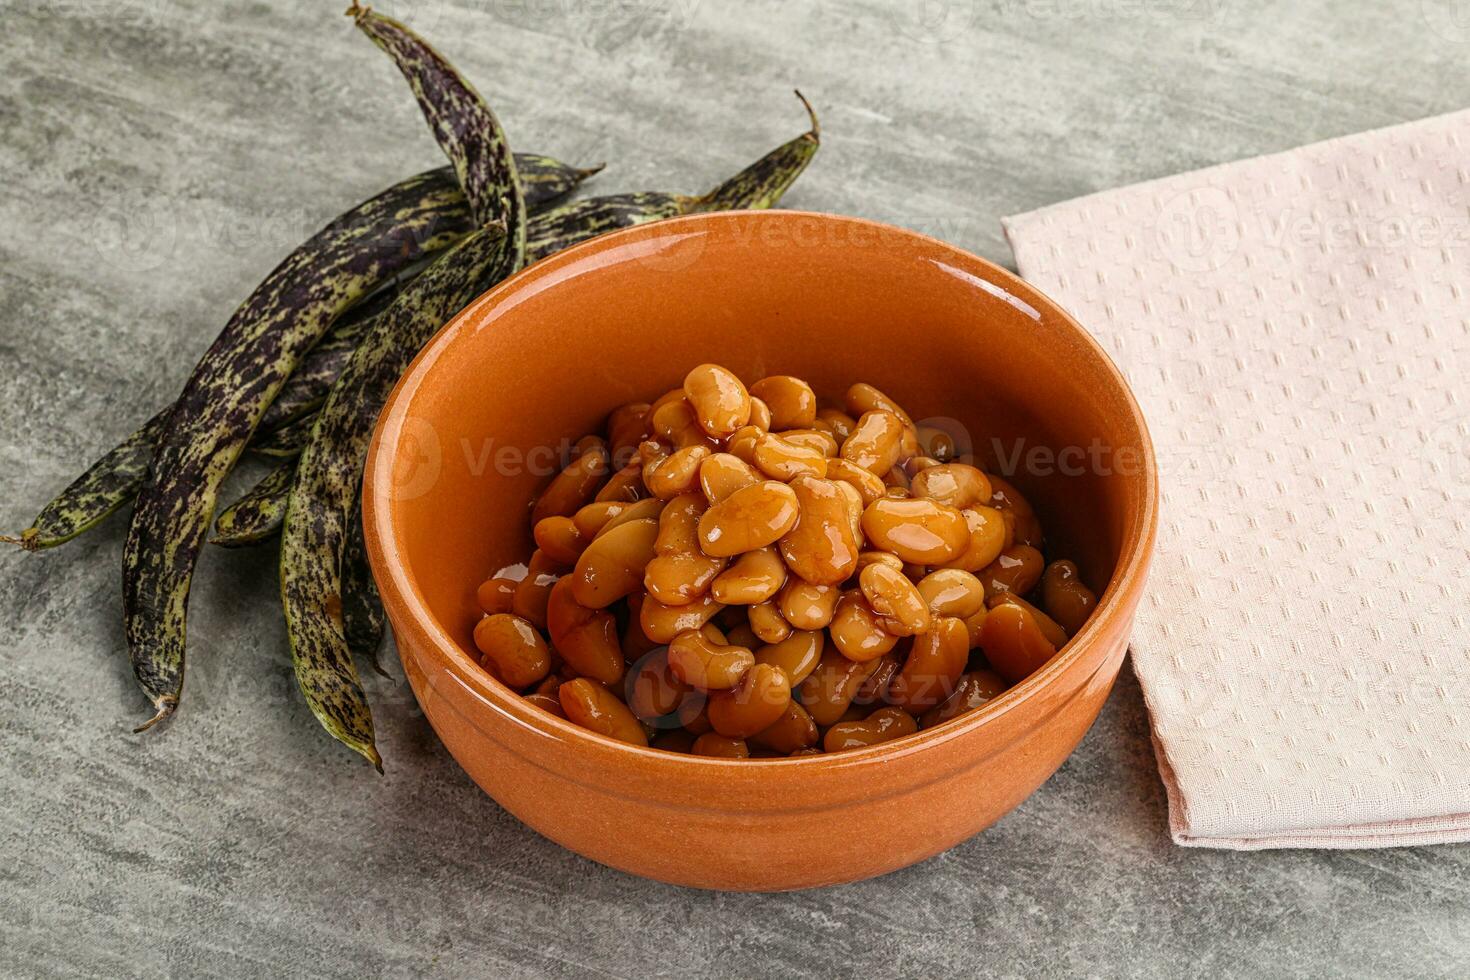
3,0,1469,976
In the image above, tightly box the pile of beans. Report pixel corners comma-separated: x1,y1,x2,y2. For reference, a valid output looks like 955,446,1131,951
472,365,1098,758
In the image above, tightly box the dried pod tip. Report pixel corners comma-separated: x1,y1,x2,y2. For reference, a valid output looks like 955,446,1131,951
577,162,608,178
2,530,40,552
133,697,178,734
345,3,370,23
794,89,819,140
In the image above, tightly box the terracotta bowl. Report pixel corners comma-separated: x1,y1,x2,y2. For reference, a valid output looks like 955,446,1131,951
363,210,1158,892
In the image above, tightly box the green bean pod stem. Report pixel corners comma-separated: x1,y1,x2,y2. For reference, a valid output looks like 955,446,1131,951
514,155,603,208
1,410,170,553
694,90,820,211
523,92,822,261
350,4,527,272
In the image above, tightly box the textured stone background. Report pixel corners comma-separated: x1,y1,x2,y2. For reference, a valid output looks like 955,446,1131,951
3,0,1469,976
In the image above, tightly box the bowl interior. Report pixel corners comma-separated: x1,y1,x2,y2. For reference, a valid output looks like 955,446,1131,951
373,212,1151,690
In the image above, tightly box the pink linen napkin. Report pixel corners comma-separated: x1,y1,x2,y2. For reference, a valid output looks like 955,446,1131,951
1003,111,1470,849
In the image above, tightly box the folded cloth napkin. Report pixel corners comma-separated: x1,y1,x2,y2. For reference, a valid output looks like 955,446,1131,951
1003,110,1470,849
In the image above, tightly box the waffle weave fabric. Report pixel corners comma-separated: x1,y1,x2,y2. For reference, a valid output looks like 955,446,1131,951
1004,110,1470,849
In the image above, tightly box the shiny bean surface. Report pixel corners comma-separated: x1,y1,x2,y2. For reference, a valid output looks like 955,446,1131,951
981,544,1045,599
640,593,724,644
841,410,905,475
570,517,659,608
559,679,647,746
979,601,1057,684
844,383,913,427
571,500,628,539
988,473,1044,548
643,493,725,605
915,568,987,619
815,408,857,444
854,549,904,575
483,365,1098,756
915,425,956,462
823,706,918,752
684,363,751,438
697,481,800,557
476,576,519,615
594,496,665,537
532,439,609,524
707,663,791,737
667,628,755,690
887,617,970,711
749,598,793,644
725,424,762,463
828,590,901,662
781,429,840,457
938,505,1008,572
511,550,563,629
961,606,989,647
532,515,587,566
1041,559,1098,636
750,376,817,430
524,692,566,717
642,442,711,499
473,613,552,689
698,453,761,503
778,476,862,585
710,545,788,604
778,578,840,630
920,669,1008,728
691,733,750,758
909,463,992,510
546,578,625,684
861,497,970,564
627,648,695,720
825,457,886,505
858,563,931,636
853,654,901,706
595,461,646,503
990,593,1069,648
649,397,715,450
798,648,884,726
752,431,828,481
753,629,824,686
606,403,651,462
748,397,772,431
749,700,819,753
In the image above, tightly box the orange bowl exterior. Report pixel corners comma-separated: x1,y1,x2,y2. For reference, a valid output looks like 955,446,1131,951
362,211,1158,891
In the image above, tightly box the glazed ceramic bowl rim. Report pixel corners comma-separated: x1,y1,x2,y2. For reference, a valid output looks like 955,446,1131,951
364,209,1158,771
